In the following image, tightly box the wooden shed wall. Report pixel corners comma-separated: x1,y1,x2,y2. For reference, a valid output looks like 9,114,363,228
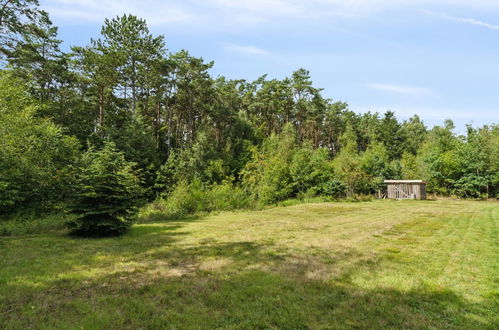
386,183,426,200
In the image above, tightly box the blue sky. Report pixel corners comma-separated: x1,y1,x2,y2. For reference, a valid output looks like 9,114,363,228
40,0,499,131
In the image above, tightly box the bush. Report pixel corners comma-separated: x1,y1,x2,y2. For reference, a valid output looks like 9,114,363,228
291,147,336,195
257,157,294,204
142,181,254,219
318,179,347,198
207,182,253,211
67,142,144,236
160,180,205,217
453,174,491,199
0,72,80,215
242,127,296,205
0,213,69,236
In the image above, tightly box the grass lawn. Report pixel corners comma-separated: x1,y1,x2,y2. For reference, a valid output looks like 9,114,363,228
1,200,498,329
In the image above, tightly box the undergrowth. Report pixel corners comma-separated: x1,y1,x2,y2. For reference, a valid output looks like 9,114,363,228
0,212,71,236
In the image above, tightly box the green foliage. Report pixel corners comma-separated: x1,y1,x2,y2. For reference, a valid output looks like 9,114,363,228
453,174,490,199
400,115,427,155
242,125,297,204
144,180,254,219
207,181,254,210
451,125,498,198
154,131,235,195
157,180,204,217
290,146,340,196
257,157,294,204
0,212,69,236
178,131,229,184
360,142,399,192
377,111,405,160
1,6,498,237
243,125,348,204
414,121,459,194
67,142,144,236
0,72,79,214
411,122,499,198
0,0,51,59
154,151,179,197
333,126,369,196
400,152,422,179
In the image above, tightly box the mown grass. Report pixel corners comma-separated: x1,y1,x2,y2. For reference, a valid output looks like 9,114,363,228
0,200,498,329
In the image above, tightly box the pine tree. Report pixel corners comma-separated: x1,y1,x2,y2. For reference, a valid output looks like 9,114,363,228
68,142,144,236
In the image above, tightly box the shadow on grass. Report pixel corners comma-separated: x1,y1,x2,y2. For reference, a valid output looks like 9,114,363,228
65,214,206,239
125,223,189,237
2,202,498,329
0,215,206,293
138,212,206,224
1,264,494,329
1,233,496,329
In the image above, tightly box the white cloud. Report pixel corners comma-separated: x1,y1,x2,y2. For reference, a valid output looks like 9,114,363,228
352,104,498,131
208,1,499,18
355,104,496,120
42,0,197,25
423,11,499,30
41,0,499,27
367,83,437,97
225,44,270,55
211,0,301,17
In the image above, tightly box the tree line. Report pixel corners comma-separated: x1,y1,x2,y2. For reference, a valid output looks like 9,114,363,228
1,1,497,234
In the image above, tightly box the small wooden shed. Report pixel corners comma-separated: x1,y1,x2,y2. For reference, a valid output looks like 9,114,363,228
384,180,426,200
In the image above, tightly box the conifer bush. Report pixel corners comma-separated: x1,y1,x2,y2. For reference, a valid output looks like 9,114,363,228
67,142,144,236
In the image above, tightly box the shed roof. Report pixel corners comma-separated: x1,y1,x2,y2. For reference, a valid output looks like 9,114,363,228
384,180,425,184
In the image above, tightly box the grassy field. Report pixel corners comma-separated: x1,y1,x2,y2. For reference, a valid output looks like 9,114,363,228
1,200,498,329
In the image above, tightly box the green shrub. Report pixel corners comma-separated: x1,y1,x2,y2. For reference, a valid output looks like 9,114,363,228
0,72,80,215
160,180,205,217
290,147,338,196
243,125,342,205
244,129,286,203
257,157,294,204
316,179,346,198
453,174,491,199
142,181,254,219
0,213,70,236
207,182,253,211
67,142,144,236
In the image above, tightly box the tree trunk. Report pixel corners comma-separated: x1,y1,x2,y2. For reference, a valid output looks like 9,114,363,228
155,102,161,149
98,86,104,132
